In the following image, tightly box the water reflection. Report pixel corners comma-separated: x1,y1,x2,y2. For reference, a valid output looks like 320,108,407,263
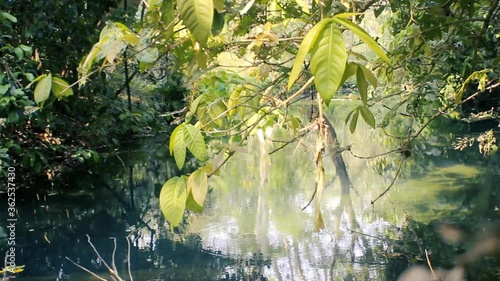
0,114,498,280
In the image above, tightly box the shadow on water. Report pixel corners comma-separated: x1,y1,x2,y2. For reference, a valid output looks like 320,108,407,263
1,111,499,280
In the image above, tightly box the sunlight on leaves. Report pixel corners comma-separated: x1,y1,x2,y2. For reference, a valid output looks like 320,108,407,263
160,176,187,229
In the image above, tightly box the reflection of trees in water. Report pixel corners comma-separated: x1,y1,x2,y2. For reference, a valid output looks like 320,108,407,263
0,137,247,279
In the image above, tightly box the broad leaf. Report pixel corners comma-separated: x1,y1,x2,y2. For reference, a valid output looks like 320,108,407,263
186,190,203,212
169,124,187,169
207,100,227,127
123,33,140,45
332,17,390,65
184,124,207,162
159,176,187,228
177,0,214,47
288,19,332,90
310,23,346,105
34,74,52,104
187,169,208,207
360,105,376,128
356,67,368,105
51,77,73,100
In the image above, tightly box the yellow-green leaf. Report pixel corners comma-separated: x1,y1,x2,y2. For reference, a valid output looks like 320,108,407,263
34,73,52,104
332,17,390,65
213,0,225,12
185,190,203,212
228,86,243,117
360,105,376,128
456,69,491,102
184,124,207,162
333,12,363,19
310,23,346,105
207,100,227,127
177,0,214,47
288,18,332,90
187,169,208,207
356,67,368,105
51,77,73,100
159,176,187,228
169,124,187,169
123,33,140,45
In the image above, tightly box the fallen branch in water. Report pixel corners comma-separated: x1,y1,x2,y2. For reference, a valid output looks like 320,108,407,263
66,235,134,281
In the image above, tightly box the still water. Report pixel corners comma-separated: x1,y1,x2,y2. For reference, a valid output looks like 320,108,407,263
1,109,499,280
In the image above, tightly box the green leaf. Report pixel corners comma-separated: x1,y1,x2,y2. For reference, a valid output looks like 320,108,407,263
359,105,376,128
348,51,368,61
340,62,357,86
349,108,359,133
228,86,243,117
214,0,225,12
34,74,52,104
356,67,368,105
358,64,378,87
169,124,187,169
207,100,227,127
333,12,363,19
177,0,214,47
26,74,47,89
310,23,346,105
19,44,32,53
51,77,73,100
288,18,332,90
332,17,390,65
212,10,225,36
14,47,24,60
78,44,100,86
161,0,175,38
159,176,187,228
187,169,208,207
123,33,140,45
0,84,9,95
345,108,355,124
184,124,207,162
7,111,18,123
190,94,206,114
185,190,204,212
1,12,17,23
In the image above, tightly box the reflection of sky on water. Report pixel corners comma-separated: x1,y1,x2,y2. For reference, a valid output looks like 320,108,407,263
185,129,399,279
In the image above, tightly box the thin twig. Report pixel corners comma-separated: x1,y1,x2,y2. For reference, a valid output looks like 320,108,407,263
371,158,406,204
85,234,125,281
281,76,315,107
425,249,439,280
65,257,107,281
110,237,118,274
127,237,134,281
